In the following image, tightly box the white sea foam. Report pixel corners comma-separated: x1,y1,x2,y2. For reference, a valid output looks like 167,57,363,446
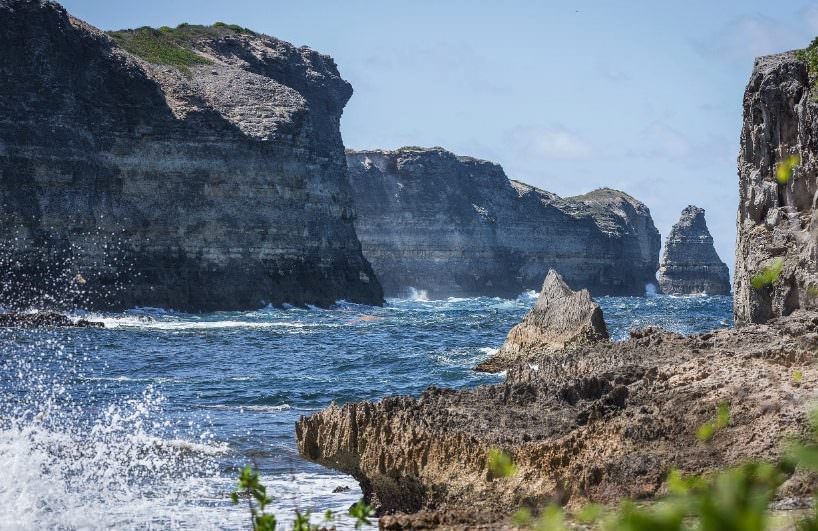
407,287,430,302
199,403,292,413
87,314,313,331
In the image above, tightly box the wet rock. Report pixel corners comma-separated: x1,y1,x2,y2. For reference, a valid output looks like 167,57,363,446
475,270,608,372
658,206,730,295
346,148,660,298
297,311,818,521
0,312,103,328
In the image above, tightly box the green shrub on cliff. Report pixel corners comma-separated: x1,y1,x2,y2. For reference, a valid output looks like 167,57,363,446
107,22,256,73
796,38,818,99
750,258,784,290
108,27,212,72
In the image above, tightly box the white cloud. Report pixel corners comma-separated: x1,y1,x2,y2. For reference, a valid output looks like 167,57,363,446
505,125,593,160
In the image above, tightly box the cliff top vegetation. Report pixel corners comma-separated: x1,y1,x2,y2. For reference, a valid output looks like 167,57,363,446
107,22,256,71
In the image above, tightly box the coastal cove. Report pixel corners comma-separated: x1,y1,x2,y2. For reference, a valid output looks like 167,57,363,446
0,293,731,529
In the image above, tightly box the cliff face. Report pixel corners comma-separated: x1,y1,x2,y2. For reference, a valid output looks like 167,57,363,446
346,148,661,298
0,0,382,311
657,206,730,295
298,311,818,521
475,269,607,372
734,51,818,324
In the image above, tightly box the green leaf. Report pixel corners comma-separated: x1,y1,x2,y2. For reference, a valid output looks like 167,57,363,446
697,422,716,442
750,258,784,290
486,447,518,479
776,154,801,184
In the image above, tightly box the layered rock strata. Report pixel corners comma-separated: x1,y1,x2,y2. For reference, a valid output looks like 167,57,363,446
0,0,382,311
658,206,730,295
475,269,607,372
297,311,818,523
346,148,660,298
734,50,818,323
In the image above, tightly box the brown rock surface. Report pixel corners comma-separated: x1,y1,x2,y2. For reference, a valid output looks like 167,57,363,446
476,270,608,372
297,311,818,525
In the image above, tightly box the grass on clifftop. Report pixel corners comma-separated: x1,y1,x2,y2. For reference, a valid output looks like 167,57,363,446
107,22,256,72
796,37,818,99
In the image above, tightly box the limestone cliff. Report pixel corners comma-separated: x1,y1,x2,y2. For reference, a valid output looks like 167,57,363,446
346,148,660,298
734,50,818,323
0,0,382,311
297,311,818,522
657,206,730,295
475,269,607,372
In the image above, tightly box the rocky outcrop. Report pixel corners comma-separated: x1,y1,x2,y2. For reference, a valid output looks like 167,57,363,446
297,311,818,523
734,50,818,324
0,311,103,328
475,270,607,372
346,148,660,298
657,206,730,295
0,0,382,311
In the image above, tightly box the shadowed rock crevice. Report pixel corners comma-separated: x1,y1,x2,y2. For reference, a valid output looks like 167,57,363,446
658,206,730,295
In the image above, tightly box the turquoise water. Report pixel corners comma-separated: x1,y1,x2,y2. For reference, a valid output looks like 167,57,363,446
0,293,732,529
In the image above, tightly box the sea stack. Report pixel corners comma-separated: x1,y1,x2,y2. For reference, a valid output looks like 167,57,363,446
476,269,608,372
346,147,661,298
657,206,730,295
0,0,382,311
734,50,818,324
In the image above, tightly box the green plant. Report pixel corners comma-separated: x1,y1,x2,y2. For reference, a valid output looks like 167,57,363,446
107,22,257,73
750,258,784,290
776,154,801,184
349,500,373,529
231,465,373,530
796,37,818,99
487,447,518,479
696,402,730,442
600,462,785,531
231,465,277,531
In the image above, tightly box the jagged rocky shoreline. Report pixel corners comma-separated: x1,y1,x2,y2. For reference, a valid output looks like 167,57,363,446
298,308,818,522
0,0,382,311
346,148,661,298
296,49,818,527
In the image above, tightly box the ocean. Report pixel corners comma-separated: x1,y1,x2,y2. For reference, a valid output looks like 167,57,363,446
0,292,732,530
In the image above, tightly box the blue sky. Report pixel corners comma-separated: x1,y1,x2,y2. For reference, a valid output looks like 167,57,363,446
61,0,818,273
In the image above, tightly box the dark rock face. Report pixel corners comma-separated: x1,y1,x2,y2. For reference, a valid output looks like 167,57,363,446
734,51,818,324
346,148,660,298
297,311,818,522
475,269,607,372
0,0,382,311
0,311,103,328
657,206,730,295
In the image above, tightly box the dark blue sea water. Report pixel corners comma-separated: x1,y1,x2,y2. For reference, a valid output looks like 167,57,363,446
0,292,732,530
